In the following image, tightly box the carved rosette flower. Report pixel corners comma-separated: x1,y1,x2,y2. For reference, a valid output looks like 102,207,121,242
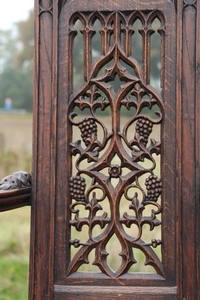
135,117,153,147
69,176,86,202
145,174,162,202
78,118,97,146
108,165,122,178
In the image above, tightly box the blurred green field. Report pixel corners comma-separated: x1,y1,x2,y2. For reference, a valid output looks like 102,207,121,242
0,113,32,299
0,113,32,178
0,207,30,299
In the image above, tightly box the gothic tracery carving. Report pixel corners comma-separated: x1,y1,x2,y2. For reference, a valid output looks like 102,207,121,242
183,0,197,8
39,0,53,15
68,10,164,278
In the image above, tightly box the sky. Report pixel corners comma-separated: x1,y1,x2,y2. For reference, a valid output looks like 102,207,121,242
0,0,33,30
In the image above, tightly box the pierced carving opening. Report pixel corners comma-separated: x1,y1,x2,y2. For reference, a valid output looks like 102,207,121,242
150,18,162,90
132,18,143,65
77,249,100,272
92,19,102,62
73,19,84,90
128,248,156,273
68,10,164,278
106,234,123,272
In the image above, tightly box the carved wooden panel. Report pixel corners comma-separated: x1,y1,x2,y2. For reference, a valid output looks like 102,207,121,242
68,10,164,278
30,0,200,299
55,0,176,291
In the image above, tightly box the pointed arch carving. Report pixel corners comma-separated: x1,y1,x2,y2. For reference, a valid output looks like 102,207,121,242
66,9,165,278
58,0,68,16
68,13,164,275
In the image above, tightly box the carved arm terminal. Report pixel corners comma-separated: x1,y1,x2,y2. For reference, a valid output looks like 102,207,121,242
0,171,31,212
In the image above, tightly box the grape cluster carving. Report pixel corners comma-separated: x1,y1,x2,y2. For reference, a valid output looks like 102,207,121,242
78,118,97,146
135,117,153,147
145,174,162,202
69,176,86,202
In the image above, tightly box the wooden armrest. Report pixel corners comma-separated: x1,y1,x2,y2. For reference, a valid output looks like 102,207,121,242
0,188,31,212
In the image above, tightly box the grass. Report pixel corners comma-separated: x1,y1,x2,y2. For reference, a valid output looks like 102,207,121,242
0,113,32,299
0,207,30,300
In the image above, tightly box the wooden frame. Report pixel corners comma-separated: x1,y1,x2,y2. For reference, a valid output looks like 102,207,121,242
30,0,200,299
0,0,199,299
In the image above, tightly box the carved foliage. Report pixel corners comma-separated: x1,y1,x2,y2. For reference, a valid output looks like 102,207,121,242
68,10,164,278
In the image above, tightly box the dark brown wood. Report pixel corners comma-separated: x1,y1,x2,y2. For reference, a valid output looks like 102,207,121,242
29,0,56,299
0,188,31,212
28,0,200,299
54,285,177,300
56,1,176,294
196,1,200,298
66,10,164,279
181,2,197,299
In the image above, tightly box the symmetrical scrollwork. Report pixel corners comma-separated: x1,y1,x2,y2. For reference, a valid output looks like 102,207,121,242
68,10,164,278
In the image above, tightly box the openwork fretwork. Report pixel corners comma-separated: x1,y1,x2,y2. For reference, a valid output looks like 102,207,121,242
68,10,165,278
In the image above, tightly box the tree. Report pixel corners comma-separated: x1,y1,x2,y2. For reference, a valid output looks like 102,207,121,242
0,29,17,73
0,67,32,111
14,10,34,74
0,10,34,111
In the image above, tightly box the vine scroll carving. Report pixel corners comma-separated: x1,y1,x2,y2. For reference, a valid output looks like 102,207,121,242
67,10,165,278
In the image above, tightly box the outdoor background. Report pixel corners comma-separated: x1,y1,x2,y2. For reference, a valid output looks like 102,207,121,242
0,1,33,299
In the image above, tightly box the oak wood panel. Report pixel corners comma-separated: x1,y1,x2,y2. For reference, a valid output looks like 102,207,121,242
29,0,200,298
56,0,176,288
175,0,183,297
29,0,55,298
63,273,168,287
196,1,200,299
54,285,177,300
0,188,31,211
181,2,197,299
